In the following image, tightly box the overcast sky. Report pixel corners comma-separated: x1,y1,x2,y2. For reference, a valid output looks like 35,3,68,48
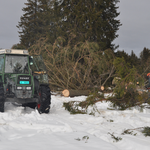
0,0,150,57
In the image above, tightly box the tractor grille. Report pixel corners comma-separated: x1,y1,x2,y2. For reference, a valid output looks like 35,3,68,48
16,88,32,99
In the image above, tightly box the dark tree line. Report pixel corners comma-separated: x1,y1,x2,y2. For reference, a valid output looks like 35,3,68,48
115,47,150,82
16,0,121,50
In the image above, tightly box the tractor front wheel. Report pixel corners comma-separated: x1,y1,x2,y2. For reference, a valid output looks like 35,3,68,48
37,85,51,114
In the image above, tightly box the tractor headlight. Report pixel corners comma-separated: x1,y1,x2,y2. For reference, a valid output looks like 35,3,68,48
17,86,22,90
26,87,31,90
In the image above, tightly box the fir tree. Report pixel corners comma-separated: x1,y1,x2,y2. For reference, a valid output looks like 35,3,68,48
129,50,140,68
37,0,54,38
17,0,39,48
115,50,130,63
47,0,63,44
17,0,55,48
58,0,121,50
139,48,150,79
140,47,150,64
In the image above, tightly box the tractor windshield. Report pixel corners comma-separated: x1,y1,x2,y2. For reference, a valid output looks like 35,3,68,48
5,55,29,74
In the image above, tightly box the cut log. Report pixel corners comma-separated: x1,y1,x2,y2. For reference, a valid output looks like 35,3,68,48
62,89,90,97
101,86,104,91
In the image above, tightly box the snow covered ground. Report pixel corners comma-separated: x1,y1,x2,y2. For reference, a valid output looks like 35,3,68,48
0,94,150,150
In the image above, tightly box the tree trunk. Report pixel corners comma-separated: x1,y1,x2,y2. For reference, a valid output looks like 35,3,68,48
62,89,90,97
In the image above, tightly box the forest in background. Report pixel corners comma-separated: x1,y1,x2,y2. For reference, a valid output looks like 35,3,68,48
12,0,150,93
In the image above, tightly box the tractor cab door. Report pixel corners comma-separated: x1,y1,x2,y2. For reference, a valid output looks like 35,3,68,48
29,55,49,84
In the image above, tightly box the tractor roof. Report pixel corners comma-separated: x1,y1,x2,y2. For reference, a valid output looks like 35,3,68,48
0,49,29,55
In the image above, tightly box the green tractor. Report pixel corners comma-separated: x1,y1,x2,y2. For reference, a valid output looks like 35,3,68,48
0,49,51,113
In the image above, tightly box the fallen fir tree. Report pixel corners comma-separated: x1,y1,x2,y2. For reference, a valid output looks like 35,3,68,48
29,37,115,91
63,57,149,113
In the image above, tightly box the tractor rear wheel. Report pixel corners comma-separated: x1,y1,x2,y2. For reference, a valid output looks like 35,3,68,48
37,85,51,114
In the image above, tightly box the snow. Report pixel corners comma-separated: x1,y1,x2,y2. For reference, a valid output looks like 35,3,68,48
0,94,150,150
